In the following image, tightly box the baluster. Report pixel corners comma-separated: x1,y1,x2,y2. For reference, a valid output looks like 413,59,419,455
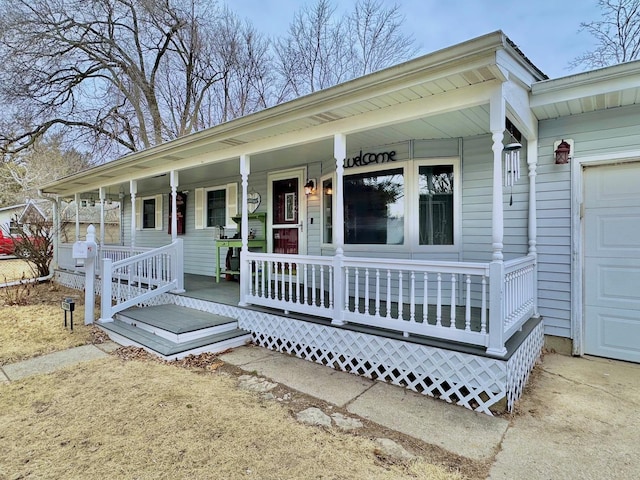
436,272,442,327
386,269,391,319
364,268,370,315
310,264,316,306
319,265,324,308
450,273,456,329
280,262,285,300
375,269,381,317
329,265,334,310
423,272,429,323
288,262,293,303
267,260,272,299
465,274,471,331
297,263,303,305
354,267,360,313
344,267,350,312
480,275,487,334
410,271,415,323
398,270,403,321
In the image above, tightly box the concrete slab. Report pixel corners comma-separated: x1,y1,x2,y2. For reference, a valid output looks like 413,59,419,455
2,345,109,381
0,368,9,383
489,354,640,479
348,382,508,461
221,346,374,407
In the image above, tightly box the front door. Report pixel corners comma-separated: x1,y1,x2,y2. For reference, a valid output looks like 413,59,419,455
268,169,306,256
584,161,640,363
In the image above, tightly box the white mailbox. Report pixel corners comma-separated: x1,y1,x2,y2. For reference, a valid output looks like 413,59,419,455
72,240,97,259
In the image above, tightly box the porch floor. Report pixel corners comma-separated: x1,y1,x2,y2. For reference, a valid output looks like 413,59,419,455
175,273,540,360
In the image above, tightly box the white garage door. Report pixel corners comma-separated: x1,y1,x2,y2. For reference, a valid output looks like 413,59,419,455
584,162,640,363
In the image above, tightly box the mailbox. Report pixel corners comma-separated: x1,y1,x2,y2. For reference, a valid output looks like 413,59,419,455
72,240,97,259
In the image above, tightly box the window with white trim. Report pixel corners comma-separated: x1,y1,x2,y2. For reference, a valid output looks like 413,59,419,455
135,195,163,230
194,183,238,230
344,167,405,245
206,188,226,228
321,177,333,244
418,164,454,245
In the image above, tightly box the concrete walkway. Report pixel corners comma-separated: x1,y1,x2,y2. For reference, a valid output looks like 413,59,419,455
1,343,638,479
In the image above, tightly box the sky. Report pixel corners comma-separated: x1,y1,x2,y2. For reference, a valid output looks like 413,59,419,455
231,0,604,79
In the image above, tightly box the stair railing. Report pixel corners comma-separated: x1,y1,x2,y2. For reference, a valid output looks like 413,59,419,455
99,239,184,322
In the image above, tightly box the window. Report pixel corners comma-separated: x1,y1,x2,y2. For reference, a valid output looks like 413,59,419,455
135,195,162,231
344,167,404,245
142,198,156,229
206,189,226,228
194,183,237,230
418,164,454,245
322,178,333,244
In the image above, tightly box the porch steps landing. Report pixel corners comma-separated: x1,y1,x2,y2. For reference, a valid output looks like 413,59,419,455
99,304,251,360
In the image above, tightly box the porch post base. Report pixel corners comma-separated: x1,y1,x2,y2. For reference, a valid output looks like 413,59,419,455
170,288,186,294
98,317,114,324
331,319,345,326
486,346,508,357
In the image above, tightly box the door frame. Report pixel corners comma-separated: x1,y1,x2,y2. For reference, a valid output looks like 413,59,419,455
571,148,640,356
267,167,308,255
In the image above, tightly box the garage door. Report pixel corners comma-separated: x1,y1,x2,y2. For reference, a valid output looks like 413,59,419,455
584,162,640,363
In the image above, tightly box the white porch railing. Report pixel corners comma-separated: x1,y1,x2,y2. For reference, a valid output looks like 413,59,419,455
242,252,537,356
58,243,151,273
99,239,183,322
503,255,536,339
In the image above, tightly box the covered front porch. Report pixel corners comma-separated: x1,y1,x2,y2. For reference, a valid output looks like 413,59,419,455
47,32,545,414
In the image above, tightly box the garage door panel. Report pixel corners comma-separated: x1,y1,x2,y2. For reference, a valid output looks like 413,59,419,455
585,307,640,363
585,162,640,208
585,258,640,311
585,210,640,256
584,162,640,363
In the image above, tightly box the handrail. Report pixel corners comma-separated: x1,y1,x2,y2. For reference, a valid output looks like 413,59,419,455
99,239,183,322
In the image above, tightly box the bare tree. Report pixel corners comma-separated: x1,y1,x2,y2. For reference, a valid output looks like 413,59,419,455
0,0,270,160
571,0,640,69
348,0,417,76
0,134,92,206
274,0,351,98
274,0,416,100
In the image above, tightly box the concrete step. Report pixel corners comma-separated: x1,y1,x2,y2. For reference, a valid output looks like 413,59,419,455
99,319,252,361
116,304,239,343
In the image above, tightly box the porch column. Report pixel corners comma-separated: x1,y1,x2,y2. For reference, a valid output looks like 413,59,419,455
332,134,346,326
51,196,60,271
170,170,179,242
74,193,80,241
527,139,540,317
239,154,250,306
130,180,137,250
487,88,507,356
99,187,106,249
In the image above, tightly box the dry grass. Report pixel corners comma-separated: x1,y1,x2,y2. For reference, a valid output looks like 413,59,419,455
0,282,94,365
0,258,37,283
0,276,474,479
0,358,464,480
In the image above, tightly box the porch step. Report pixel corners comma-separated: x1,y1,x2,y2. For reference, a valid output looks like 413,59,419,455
115,304,239,343
99,318,252,361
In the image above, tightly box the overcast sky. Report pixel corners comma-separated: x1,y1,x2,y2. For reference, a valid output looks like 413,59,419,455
231,0,603,79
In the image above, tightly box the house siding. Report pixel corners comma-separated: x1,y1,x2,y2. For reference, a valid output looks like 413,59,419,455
537,103,640,339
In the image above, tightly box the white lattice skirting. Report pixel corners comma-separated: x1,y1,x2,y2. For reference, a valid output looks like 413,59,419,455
56,271,543,415
171,295,543,416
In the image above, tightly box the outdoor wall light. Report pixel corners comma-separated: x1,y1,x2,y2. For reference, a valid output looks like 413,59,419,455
554,139,572,164
304,179,316,195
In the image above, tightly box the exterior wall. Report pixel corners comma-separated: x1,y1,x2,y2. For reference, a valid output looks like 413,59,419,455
537,104,640,339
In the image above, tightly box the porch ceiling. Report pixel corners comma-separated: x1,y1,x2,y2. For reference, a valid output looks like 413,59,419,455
41,31,543,198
